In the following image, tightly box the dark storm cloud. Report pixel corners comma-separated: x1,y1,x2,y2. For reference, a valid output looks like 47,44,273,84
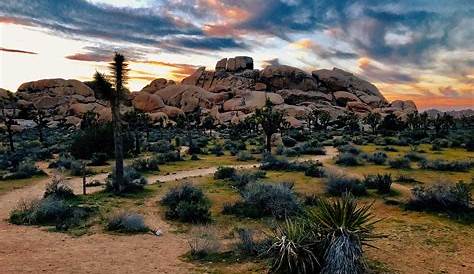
0,0,246,52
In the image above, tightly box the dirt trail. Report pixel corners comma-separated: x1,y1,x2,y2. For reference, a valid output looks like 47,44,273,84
0,147,337,274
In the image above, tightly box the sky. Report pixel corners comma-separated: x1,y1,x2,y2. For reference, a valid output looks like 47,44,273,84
0,0,473,110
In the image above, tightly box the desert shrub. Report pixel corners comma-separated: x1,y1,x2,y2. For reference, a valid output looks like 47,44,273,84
326,174,367,196
154,151,182,164
161,183,211,223
149,140,173,153
236,228,259,255
363,174,392,194
337,144,361,155
70,160,90,176
44,176,75,199
282,136,297,147
335,153,362,166
283,147,300,157
223,182,301,219
367,151,387,165
210,144,224,156
9,197,89,230
187,225,220,259
48,153,75,169
190,154,200,160
236,150,255,161
419,159,472,172
106,167,148,193
309,194,378,274
304,164,325,178
407,181,471,213
388,157,411,169
131,157,160,172
295,142,326,155
404,152,426,162
88,153,108,166
225,140,246,155
213,166,236,180
107,212,149,233
260,154,290,170
266,218,320,274
4,158,43,180
229,170,266,190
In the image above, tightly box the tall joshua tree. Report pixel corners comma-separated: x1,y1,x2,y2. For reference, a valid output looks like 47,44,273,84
255,99,285,153
92,53,128,193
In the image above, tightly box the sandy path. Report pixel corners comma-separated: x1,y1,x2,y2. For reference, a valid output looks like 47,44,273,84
0,147,337,274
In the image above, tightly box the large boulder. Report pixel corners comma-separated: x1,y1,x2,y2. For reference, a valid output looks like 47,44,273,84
312,68,388,107
276,89,332,105
141,78,174,93
131,92,165,112
333,91,360,106
259,65,318,91
223,90,284,113
154,84,228,112
17,79,94,98
275,104,310,119
0,88,11,100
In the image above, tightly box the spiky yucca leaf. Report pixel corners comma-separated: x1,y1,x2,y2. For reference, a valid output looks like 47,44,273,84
310,194,380,274
267,218,320,274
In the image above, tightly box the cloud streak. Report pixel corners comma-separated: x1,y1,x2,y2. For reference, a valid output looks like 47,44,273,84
0,47,37,55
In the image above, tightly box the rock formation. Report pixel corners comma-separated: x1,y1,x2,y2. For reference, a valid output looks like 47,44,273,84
1,56,418,130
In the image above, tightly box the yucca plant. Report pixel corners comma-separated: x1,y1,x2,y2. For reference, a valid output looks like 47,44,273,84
266,218,320,274
309,194,379,274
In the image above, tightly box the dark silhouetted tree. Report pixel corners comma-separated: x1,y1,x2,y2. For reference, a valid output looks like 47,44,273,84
91,53,128,193
254,99,285,153
364,112,382,134
123,110,151,155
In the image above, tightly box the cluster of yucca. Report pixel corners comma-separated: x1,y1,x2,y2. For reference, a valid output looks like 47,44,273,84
266,194,379,274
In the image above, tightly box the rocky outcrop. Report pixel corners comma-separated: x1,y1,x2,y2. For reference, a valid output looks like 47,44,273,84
312,68,388,107
260,65,318,91
2,56,418,130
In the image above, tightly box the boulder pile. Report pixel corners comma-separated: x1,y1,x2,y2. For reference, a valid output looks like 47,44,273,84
1,56,417,130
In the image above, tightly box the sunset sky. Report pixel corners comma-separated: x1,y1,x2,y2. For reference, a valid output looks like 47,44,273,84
0,0,473,110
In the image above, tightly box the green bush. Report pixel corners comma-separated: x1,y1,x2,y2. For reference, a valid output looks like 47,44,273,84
363,174,392,194
155,151,182,164
131,157,160,172
407,181,472,213
304,164,325,178
9,197,90,230
213,166,236,180
326,174,367,196
236,150,255,161
404,152,426,162
388,157,411,169
107,212,149,233
43,176,75,200
367,151,387,165
419,159,472,172
161,183,211,223
223,182,301,219
210,144,224,156
335,153,362,166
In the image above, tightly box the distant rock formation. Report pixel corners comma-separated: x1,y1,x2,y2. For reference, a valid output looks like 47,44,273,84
1,56,419,130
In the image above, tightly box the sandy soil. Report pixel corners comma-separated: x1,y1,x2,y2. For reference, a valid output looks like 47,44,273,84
0,148,336,274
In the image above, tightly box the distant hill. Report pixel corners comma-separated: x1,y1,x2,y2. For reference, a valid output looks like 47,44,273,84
423,109,474,118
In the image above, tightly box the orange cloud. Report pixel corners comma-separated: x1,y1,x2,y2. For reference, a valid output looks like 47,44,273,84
357,57,371,69
137,60,198,80
291,39,314,49
0,16,34,26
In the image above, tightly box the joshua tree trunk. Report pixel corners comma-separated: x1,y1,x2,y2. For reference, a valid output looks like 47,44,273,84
134,130,140,155
111,97,124,193
266,133,272,153
7,127,14,152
